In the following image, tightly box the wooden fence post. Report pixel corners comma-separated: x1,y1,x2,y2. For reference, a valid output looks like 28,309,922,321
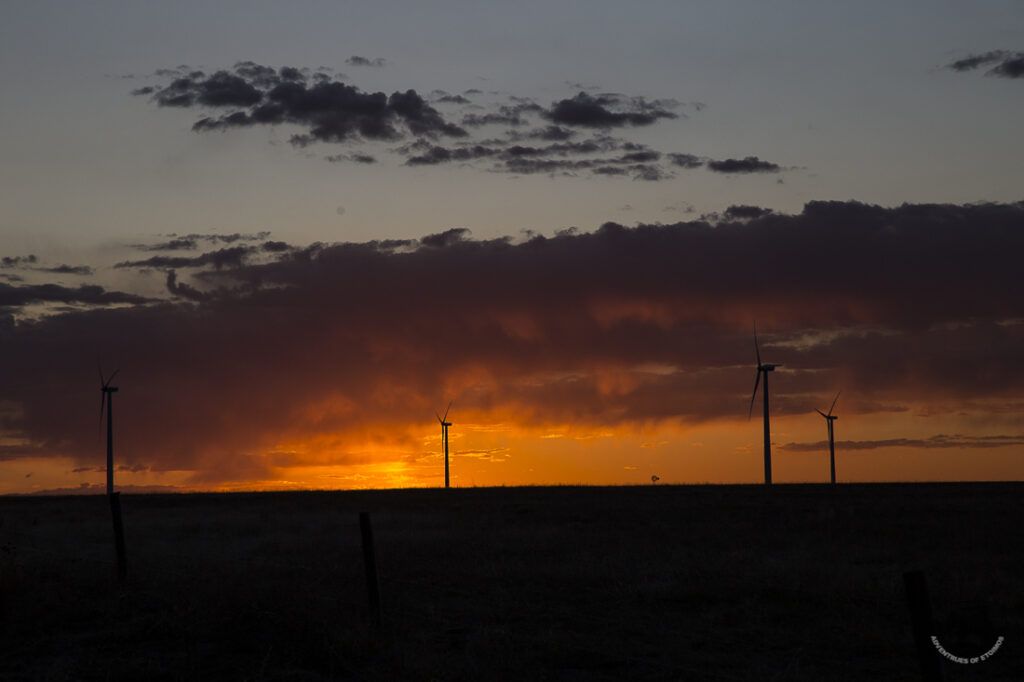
359,512,382,628
109,492,127,584
903,570,942,681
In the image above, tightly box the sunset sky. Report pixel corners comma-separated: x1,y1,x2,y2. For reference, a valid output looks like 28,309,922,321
1,1,1023,494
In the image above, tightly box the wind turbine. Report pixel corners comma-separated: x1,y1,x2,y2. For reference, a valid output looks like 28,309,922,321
100,367,119,495
748,326,781,485
816,391,840,484
436,401,452,489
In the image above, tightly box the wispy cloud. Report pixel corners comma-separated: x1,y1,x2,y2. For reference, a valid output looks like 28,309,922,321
781,434,1024,452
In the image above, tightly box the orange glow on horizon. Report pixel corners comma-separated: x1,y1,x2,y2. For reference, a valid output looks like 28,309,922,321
3,402,1021,495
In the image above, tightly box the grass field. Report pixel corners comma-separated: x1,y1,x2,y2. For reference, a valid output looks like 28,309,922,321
1,483,1021,681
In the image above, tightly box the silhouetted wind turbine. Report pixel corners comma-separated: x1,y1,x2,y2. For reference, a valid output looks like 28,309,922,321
748,326,781,485
816,391,840,484
436,401,452,489
99,367,119,495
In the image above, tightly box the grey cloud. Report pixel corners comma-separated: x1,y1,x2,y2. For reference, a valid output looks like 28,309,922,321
420,228,471,248
36,265,95,276
139,63,789,183
668,153,704,169
1,255,38,268
706,156,781,174
436,94,471,104
544,92,677,128
346,56,387,67
146,65,467,145
947,50,1024,78
724,205,773,220
0,282,152,308
117,246,253,270
326,153,377,164
165,270,210,301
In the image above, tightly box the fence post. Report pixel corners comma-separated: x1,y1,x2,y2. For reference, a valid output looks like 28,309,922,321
109,492,127,584
359,512,382,628
903,570,942,681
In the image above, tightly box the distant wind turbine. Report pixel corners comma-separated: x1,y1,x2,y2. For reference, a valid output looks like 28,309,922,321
816,391,841,484
99,367,119,495
748,326,781,485
436,401,452,489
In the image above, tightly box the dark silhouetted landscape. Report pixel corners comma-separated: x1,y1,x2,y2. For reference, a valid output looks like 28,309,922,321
1,483,1020,680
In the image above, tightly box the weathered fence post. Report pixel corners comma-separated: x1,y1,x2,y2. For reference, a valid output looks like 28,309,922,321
109,492,127,584
359,511,382,627
903,570,942,681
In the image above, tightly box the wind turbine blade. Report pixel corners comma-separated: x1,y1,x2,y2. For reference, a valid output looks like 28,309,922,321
753,324,761,367
442,400,452,422
828,390,841,416
107,369,119,386
748,371,761,420
436,412,443,424
815,408,827,418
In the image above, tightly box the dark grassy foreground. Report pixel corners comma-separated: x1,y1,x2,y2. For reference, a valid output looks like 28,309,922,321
1,483,1022,681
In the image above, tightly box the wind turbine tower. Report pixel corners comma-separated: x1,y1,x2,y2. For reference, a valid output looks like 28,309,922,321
436,402,452,489
100,369,119,495
816,392,840,484
748,327,781,485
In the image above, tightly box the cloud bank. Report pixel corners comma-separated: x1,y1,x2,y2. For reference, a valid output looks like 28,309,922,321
1,200,1022,484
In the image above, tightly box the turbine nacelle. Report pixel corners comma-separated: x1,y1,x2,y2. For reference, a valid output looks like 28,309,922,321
436,400,452,426
816,391,841,420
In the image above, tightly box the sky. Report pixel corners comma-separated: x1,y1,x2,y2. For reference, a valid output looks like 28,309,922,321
1,1,1023,494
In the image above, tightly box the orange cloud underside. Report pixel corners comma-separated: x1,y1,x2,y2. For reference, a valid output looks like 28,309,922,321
6,406,1023,495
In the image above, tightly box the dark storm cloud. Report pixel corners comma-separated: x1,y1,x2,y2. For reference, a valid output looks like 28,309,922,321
706,156,781,174
2,201,1023,479
346,56,387,67
947,50,1024,78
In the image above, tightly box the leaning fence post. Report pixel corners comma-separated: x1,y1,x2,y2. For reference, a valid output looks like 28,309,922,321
359,511,382,628
109,492,127,584
903,570,942,681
